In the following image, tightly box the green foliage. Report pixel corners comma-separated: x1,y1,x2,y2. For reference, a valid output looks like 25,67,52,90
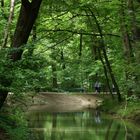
0,0,139,139
0,46,48,93
117,99,140,118
100,94,140,120
0,109,29,140
0,0,139,94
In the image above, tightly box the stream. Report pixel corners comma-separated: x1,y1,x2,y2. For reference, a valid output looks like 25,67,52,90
27,106,140,140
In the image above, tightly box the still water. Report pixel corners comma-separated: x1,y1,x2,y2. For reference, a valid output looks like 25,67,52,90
27,108,140,140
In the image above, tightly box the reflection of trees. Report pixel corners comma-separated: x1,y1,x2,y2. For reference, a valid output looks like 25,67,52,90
126,128,135,140
122,119,135,140
105,120,113,140
136,132,140,140
112,124,121,140
51,114,57,140
94,109,101,124
28,112,48,140
28,110,139,140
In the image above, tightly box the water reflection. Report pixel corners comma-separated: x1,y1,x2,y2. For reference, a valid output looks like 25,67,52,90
27,109,140,140
94,109,101,124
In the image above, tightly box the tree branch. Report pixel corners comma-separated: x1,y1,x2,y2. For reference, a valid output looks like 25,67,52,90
41,29,120,38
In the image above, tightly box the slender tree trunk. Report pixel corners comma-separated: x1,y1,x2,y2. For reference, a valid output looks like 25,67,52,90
101,44,121,101
0,0,42,109
52,64,58,89
130,0,140,63
120,0,137,95
2,0,15,48
91,43,98,60
61,49,66,69
120,0,133,62
90,40,113,97
128,0,140,95
88,8,122,102
128,0,137,40
98,48,114,99
79,33,83,57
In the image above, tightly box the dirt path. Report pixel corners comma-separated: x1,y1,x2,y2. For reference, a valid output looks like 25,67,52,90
28,92,102,112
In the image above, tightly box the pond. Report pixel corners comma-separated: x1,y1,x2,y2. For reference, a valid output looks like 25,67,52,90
27,107,140,140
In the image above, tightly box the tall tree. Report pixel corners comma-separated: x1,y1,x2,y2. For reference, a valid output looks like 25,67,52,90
2,0,15,48
120,0,133,63
119,0,140,95
87,7,122,101
0,0,42,109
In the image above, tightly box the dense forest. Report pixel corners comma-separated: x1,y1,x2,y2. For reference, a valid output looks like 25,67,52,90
0,0,140,140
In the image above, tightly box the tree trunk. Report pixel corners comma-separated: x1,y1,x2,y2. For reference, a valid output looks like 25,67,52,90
129,0,140,63
79,33,83,57
0,90,8,108
61,49,66,69
52,64,58,89
120,0,137,95
88,8,122,102
101,44,121,101
98,47,114,99
2,0,15,48
11,0,42,61
128,0,136,40
0,0,42,109
120,0,133,62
